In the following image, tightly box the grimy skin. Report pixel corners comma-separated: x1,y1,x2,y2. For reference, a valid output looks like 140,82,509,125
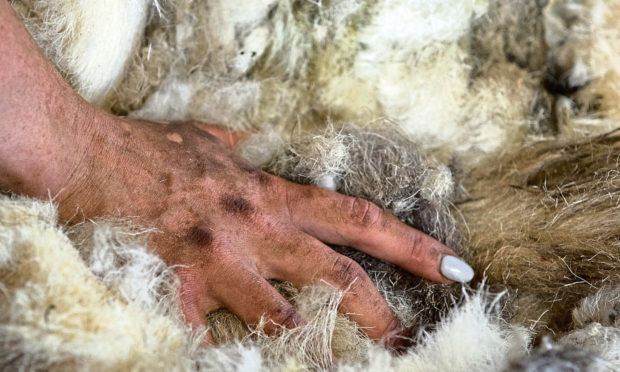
0,1,460,347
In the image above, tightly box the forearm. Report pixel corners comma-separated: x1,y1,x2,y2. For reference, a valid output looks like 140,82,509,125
0,1,95,199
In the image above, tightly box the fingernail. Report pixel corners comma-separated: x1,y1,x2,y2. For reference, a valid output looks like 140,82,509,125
440,256,474,283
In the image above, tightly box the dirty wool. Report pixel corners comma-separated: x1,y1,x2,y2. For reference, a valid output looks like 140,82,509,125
2,0,620,370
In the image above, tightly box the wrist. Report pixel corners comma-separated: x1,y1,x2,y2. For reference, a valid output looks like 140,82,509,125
0,89,98,202
0,1,112,209
51,101,128,221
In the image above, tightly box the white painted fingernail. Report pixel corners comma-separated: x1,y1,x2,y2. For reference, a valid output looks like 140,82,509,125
440,256,474,283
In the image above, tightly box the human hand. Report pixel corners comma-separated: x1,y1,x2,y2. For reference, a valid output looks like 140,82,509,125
50,112,471,347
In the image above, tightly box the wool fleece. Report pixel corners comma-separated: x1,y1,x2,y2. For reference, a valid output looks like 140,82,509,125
107,0,541,162
4,0,620,371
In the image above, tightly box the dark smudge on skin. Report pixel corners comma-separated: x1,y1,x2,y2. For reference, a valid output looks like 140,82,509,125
186,225,214,247
220,193,254,216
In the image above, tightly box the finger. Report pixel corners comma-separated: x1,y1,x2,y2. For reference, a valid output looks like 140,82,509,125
212,263,306,335
191,121,250,146
285,183,473,284
268,232,406,347
176,268,220,346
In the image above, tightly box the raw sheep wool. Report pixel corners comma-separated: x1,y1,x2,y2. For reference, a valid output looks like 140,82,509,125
3,0,620,370
459,129,620,334
96,0,542,162
0,196,205,370
544,0,620,134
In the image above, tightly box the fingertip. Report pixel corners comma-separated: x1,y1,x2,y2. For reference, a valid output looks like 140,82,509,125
201,328,215,348
439,255,474,283
379,318,411,352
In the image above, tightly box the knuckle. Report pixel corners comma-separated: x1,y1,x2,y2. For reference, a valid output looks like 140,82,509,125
344,197,382,229
283,181,301,221
272,304,301,329
332,255,364,286
404,232,425,260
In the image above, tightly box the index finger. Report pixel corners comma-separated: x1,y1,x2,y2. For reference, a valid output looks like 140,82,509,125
284,183,474,283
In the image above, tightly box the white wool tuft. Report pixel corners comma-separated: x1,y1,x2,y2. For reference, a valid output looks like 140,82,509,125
356,0,487,57
131,75,194,121
400,291,529,372
315,174,339,191
420,165,454,202
70,220,178,312
237,127,284,167
349,0,492,155
14,0,151,105
572,285,620,328
339,289,530,372
194,343,264,372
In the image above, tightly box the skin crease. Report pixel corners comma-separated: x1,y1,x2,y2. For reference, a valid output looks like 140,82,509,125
0,1,463,348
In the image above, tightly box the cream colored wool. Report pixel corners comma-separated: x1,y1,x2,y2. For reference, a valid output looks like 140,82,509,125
572,285,620,329
13,0,616,154
0,196,205,371
10,0,152,105
102,0,547,163
544,0,620,135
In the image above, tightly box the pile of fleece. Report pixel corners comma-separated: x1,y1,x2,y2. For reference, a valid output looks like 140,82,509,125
2,0,620,370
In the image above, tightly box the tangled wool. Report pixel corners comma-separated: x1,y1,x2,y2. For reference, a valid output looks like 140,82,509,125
459,129,620,333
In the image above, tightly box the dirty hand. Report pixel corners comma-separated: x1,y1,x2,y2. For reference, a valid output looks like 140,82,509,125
51,112,472,346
